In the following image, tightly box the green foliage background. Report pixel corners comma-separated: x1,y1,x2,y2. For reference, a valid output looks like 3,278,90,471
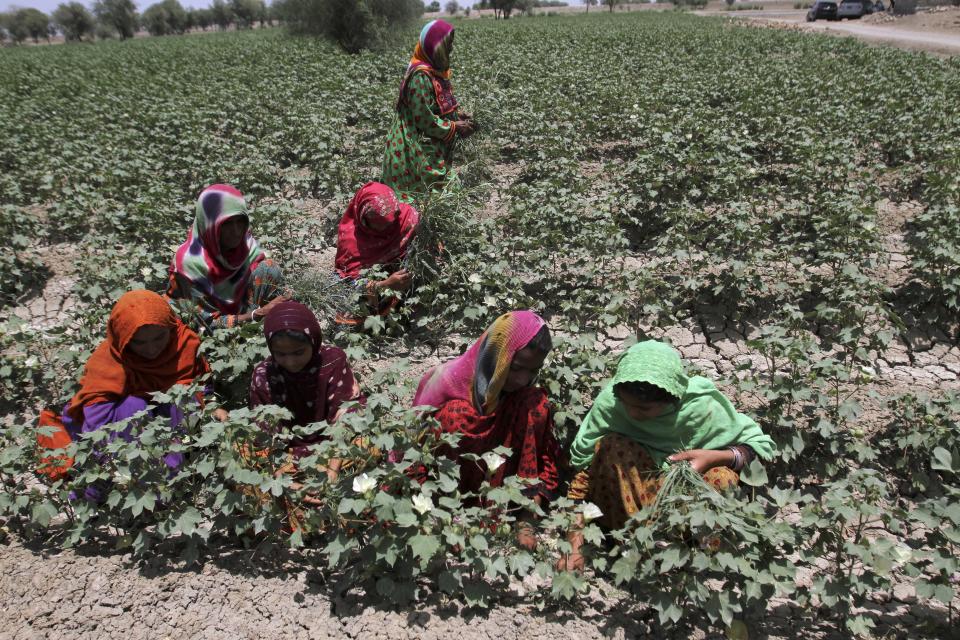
1,13,959,636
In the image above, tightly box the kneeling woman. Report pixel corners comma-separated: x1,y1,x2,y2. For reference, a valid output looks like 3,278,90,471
249,301,364,481
332,182,419,325
562,341,775,567
167,184,287,331
58,290,212,500
413,310,562,548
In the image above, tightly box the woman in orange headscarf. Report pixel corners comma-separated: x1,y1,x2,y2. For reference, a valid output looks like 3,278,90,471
38,290,213,499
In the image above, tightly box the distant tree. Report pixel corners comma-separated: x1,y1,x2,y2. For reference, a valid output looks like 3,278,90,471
210,0,233,29
583,0,596,11
475,0,488,7
93,0,138,39
231,0,260,26
142,2,170,34
516,0,534,13
10,8,52,43
426,0,440,9
193,7,213,29
52,2,95,41
464,5,470,13
164,0,188,31
277,0,423,53
183,6,195,29
445,0,458,12
0,15,7,44
142,0,187,35
491,0,516,17
601,0,620,10
256,0,269,26
0,10,29,43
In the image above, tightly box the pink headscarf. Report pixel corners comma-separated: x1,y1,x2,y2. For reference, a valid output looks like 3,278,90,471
413,311,550,415
397,19,459,115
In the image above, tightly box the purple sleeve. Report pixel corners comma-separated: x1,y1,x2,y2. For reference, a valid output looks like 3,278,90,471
81,397,150,440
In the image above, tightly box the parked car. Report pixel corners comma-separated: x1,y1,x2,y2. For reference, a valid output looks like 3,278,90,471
806,0,838,20
837,0,866,18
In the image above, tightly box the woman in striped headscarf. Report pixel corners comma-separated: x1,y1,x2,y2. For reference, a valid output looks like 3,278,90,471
167,184,288,331
413,311,562,549
382,19,476,202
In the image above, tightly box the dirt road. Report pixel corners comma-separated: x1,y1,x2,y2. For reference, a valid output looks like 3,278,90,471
712,7,960,55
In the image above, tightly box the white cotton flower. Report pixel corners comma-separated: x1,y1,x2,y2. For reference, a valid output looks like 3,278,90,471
891,544,912,565
412,493,433,515
468,273,482,284
352,473,376,494
581,502,603,522
24,356,38,368
481,452,506,473
140,267,152,277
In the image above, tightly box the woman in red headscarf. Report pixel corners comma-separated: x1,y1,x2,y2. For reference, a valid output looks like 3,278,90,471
382,19,476,202
332,182,420,325
36,290,213,499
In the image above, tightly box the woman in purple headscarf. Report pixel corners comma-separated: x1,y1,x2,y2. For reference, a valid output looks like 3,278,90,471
249,301,364,478
382,19,476,202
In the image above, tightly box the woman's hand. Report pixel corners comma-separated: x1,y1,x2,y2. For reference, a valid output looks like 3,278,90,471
555,514,586,572
516,519,537,551
455,119,476,138
252,294,292,321
380,269,412,292
212,408,230,422
325,457,343,484
668,449,735,474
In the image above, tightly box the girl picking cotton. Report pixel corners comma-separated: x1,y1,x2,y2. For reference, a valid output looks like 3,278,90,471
413,310,563,550
560,340,776,570
167,184,287,331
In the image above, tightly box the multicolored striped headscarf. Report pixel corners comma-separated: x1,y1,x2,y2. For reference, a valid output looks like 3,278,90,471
414,311,550,415
397,19,458,115
171,184,265,315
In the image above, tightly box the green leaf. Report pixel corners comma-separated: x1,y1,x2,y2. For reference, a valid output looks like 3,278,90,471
409,534,440,563
740,459,768,486
931,447,958,473
845,615,875,636
394,512,418,528
469,534,489,551
175,507,202,535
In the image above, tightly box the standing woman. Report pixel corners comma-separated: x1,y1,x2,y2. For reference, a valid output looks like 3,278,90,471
332,182,420,325
382,19,476,202
167,184,288,331
413,310,562,549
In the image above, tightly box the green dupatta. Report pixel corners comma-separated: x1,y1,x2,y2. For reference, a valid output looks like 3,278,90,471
569,341,776,470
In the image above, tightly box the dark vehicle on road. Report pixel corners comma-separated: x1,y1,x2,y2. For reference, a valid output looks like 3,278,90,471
837,0,866,18
806,0,839,20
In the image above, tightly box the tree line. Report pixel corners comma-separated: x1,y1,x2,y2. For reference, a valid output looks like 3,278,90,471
0,0,662,50
0,0,275,44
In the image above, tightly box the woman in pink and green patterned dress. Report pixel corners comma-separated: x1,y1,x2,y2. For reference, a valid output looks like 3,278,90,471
382,19,476,203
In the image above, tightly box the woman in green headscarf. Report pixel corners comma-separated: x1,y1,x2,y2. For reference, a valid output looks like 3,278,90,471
560,341,775,570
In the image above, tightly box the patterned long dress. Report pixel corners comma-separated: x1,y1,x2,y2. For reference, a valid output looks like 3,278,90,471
381,71,458,203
